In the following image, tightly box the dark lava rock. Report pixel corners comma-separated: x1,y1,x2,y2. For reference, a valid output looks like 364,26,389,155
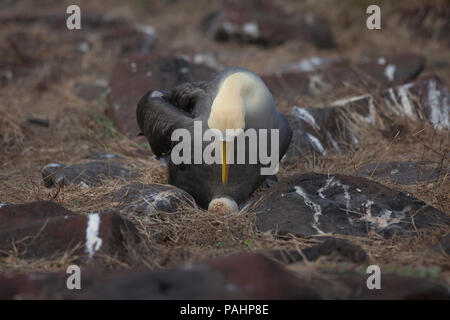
0,203,12,208
111,183,196,216
74,81,109,101
262,53,425,102
436,233,450,255
263,64,359,101
0,201,137,260
205,252,320,299
27,117,50,128
203,0,335,48
355,161,442,185
254,173,449,238
269,238,367,264
79,253,318,299
283,74,449,163
1,252,448,300
283,105,350,162
356,54,425,85
41,160,139,188
107,53,216,136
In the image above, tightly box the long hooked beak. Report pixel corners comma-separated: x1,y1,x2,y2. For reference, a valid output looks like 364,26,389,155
222,141,228,185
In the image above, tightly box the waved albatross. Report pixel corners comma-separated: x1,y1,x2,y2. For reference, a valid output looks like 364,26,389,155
137,67,292,212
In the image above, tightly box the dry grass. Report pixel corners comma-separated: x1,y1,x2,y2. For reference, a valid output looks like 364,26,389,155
0,0,448,286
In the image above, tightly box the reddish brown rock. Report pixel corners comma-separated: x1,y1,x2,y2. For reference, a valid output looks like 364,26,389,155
0,31,43,86
203,0,335,48
0,253,320,299
0,271,67,300
263,65,357,101
1,252,448,300
207,253,320,299
400,4,450,47
0,201,137,260
0,9,157,87
107,54,215,136
357,54,425,85
262,53,425,103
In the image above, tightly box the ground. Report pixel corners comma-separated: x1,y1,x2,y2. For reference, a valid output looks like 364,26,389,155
0,0,449,295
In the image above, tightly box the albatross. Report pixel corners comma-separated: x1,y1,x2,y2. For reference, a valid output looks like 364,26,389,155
136,67,292,212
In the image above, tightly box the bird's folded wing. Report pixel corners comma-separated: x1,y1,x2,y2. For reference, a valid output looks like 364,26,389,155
136,91,194,157
169,81,209,113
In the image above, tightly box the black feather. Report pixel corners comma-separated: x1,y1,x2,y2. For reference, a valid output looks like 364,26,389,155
136,90,194,156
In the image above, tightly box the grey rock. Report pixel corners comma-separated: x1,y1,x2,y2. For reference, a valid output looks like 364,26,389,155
101,24,157,56
355,161,443,185
41,160,139,188
111,183,196,216
283,74,450,164
254,173,449,238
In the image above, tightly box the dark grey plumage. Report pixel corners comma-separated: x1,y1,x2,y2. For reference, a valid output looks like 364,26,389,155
137,67,292,209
